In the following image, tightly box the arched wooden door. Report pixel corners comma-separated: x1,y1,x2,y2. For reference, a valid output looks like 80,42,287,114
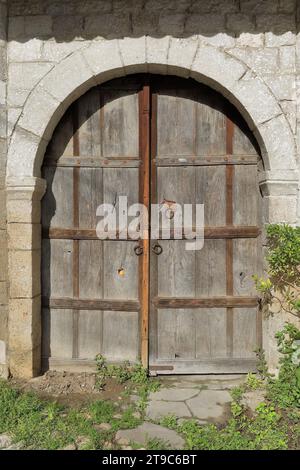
42,75,263,374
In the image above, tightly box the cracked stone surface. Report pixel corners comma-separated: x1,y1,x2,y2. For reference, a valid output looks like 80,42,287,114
116,423,185,449
149,388,199,402
145,376,235,423
186,390,232,420
146,400,192,420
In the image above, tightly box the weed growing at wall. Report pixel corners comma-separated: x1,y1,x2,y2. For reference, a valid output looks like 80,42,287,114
254,224,300,317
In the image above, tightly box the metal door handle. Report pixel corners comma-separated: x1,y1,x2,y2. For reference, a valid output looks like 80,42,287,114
152,243,163,255
134,245,143,256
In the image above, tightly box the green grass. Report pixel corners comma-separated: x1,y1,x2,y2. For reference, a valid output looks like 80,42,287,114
0,380,141,450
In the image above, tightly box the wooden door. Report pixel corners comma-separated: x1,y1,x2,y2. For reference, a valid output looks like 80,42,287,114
42,75,262,373
149,77,263,374
42,77,144,371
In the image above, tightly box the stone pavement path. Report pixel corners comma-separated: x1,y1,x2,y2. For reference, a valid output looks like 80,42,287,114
113,375,245,449
145,375,244,423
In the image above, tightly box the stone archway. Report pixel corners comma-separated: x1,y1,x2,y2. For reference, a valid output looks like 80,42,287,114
5,37,299,377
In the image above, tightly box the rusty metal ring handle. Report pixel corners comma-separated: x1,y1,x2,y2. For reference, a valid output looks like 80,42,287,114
152,243,163,255
134,245,143,256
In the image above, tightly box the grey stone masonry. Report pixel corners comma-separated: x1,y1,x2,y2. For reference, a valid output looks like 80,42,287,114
0,0,299,377
0,1,7,379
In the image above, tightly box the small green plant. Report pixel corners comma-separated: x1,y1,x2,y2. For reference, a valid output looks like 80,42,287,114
245,372,264,390
160,414,178,430
146,437,170,450
254,347,272,380
267,323,300,409
254,224,300,317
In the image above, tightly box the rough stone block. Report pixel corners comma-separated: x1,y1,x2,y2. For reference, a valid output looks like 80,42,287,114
40,50,97,103
190,46,246,97
8,62,53,107
146,36,170,74
8,39,43,62
40,40,85,63
265,31,296,47
201,33,235,48
185,14,225,35
0,281,7,305
256,14,296,33
240,0,278,14
84,13,130,38
8,223,41,251
264,195,297,223
6,126,48,178
18,85,62,140
236,32,264,48
158,13,185,36
0,230,7,282
118,36,146,74
257,114,297,170
265,74,296,101
9,249,41,298
228,47,279,75
0,189,6,229
226,14,256,33
7,199,41,224
231,78,282,126
168,37,199,77
280,45,296,72
24,15,52,37
52,15,84,38
82,41,124,83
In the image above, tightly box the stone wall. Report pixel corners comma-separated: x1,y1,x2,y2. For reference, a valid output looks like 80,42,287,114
0,0,299,376
0,0,7,378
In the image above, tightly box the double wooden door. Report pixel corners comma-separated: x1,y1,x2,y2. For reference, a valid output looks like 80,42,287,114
42,75,262,374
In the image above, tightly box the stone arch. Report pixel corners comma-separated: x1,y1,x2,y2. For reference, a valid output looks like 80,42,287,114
6,37,298,179
5,37,299,377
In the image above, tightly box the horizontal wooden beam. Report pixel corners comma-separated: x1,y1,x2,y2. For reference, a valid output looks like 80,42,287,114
44,154,259,168
43,226,261,240
155,154,258,166
42,357,257,374
43,297,140,311
149,358,257,374
153,296,259,308
43,155,141,168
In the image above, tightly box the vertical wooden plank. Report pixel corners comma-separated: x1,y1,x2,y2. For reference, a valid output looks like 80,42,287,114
49,309,74,358
42,239,74,298
103,241,139,300
195,308,227,358
226,117,234,358
195,240,226,296
157,240,196,297
42,167,73,229
45,110,74,158
102,89,139,158
102,311,139,362
156,90,195,157
195,98,226,155
79,240,103,299
196,166,226,226
139,82,150,368
72,105,80,359
233,308,257,358
77,88,101,157
78,310,102,359
149,92,158,363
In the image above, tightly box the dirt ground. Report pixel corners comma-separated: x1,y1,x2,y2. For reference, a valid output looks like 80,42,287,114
9,371,128,408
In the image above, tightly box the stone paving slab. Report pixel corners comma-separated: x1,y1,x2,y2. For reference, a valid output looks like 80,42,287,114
149,388,199,402
146,400,192,420
186,390,232,420
116,423,185,449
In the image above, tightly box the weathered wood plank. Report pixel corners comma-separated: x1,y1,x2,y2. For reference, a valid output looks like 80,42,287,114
43,297,140,311
153,296,258,308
